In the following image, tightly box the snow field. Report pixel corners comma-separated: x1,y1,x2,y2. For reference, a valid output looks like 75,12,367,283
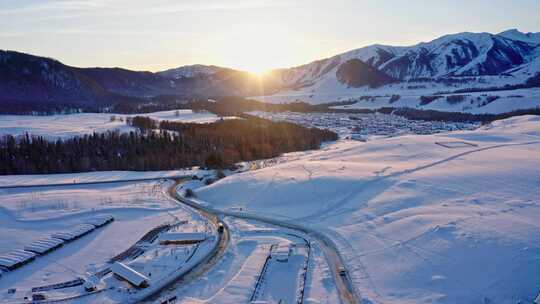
255,83,540,114
149,216,340,304
329,87,540,114
0,180,179,220
251,243,310,303
0,109,227,139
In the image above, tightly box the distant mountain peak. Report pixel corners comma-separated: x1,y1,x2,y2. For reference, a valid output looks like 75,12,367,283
498,28,540,44
158,64,226,79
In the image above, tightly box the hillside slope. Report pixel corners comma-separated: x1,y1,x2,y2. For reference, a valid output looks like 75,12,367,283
0,51,280,112
197,115,540,304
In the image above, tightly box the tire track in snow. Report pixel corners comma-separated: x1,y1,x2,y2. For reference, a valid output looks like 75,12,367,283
388,140,540,179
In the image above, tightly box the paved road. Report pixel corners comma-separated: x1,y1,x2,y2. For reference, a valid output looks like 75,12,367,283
140,179,230,303
174,184,361,304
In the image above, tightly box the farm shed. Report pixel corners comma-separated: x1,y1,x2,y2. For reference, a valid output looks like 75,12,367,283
52,224,95,241
0,250,37,270
24,238,65,254
86,214,114,228
110,261,149,288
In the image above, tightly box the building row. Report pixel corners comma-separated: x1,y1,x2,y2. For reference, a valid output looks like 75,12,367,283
0,214,114,274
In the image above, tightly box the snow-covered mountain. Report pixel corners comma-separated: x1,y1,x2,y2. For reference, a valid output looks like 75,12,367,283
2,29,540,113
269,29,540,91
157,64,225,79
0,51,278,112
498,28,540,44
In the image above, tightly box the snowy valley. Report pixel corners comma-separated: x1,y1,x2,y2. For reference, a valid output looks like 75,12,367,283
1,7,540,302
0,112,539,303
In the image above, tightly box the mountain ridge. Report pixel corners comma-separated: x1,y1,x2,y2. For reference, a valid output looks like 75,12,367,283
267,29,540,91
1,29,540,112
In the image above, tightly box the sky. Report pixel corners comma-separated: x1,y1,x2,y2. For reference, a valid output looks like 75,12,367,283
1,0,540,74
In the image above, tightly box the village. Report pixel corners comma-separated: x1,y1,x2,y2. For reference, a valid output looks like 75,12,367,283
249,111,478,140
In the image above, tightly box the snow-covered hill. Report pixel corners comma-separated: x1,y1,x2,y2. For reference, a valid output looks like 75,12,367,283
196,115,540,304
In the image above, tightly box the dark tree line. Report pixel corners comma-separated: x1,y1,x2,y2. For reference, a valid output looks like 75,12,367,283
0,117,337,175
186,97,365,116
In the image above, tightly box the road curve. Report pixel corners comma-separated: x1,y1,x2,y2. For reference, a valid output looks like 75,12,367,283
174,186,361,304
140,179,230,303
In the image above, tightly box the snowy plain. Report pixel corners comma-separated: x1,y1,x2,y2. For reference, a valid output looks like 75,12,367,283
0,109,228,139
197,115,540,304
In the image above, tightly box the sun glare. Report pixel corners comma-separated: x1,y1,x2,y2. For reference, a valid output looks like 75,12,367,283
247,68,270,77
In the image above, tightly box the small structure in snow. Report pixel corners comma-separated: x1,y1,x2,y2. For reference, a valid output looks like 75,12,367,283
110,261,149,288
83,275,100,292
32,278,84,292
271,244,291,262
158,232,206,245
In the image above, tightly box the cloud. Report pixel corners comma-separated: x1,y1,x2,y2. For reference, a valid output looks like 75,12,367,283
0,0,296,17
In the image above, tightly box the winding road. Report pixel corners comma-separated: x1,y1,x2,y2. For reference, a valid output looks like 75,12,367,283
140,179,231,303
172,180,361,304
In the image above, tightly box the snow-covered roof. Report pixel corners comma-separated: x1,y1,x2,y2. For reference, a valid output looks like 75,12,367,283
85,214,114,227
158,232,206,243
24,238,64,254
0,250,36,268
271,244,290,261
110,262,149,287
51,224,95,241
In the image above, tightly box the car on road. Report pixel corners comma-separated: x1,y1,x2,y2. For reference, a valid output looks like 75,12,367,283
217,222,224,233
338,266,347,276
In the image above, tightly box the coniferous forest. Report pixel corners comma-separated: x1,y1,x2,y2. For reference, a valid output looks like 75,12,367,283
0,116,337,175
